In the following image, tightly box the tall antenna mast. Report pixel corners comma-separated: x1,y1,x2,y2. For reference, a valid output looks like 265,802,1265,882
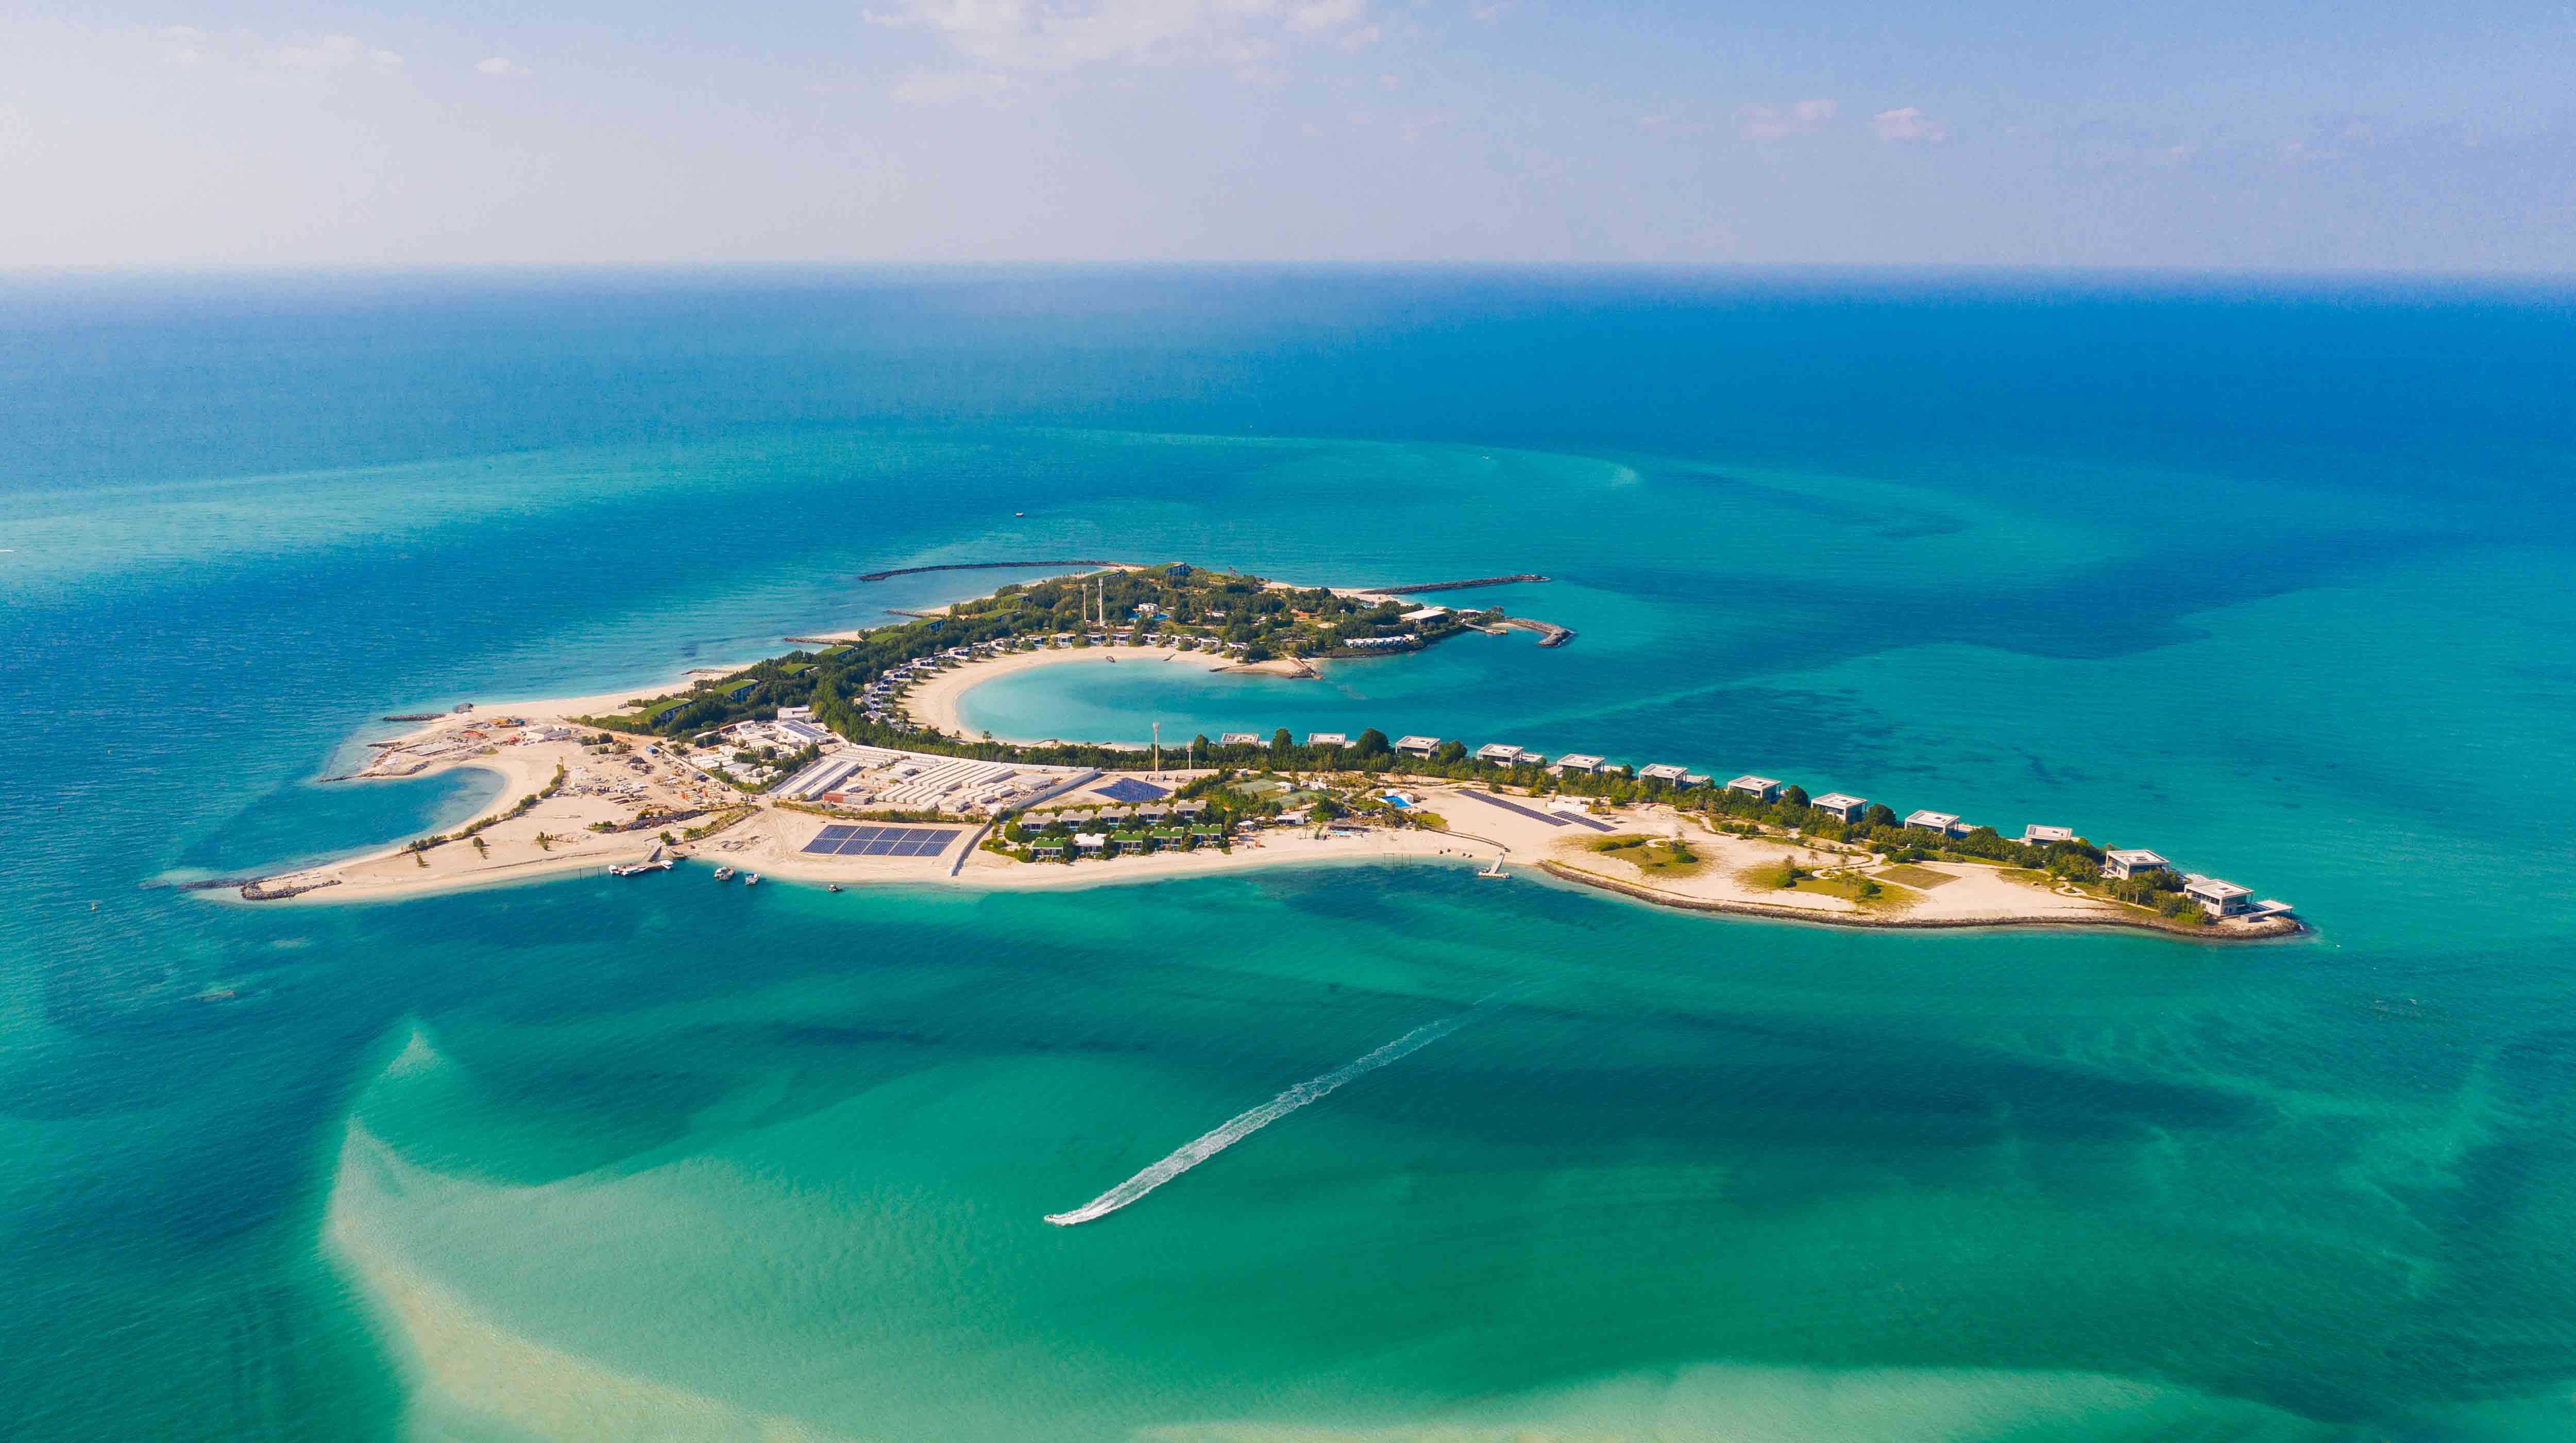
1153,722,1161,778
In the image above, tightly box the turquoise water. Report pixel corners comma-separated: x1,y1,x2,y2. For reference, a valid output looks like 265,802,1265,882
5,270,2576,1440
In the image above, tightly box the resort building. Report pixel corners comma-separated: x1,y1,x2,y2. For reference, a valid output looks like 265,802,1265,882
1475,743,1530,765
1306,732,1351,748
2103,848,2170,880
1218,733,1261,746
1401,606,1449,623
1905,810,1961,835
1637,763,1691,783
1811,793,1867,824
1727,775,1783,802
2183,874,2255,916
2023,825,2076,845
1075,833,1107,853
1550,753,1607,775
1393,735,1443,757
1342,634,1417,651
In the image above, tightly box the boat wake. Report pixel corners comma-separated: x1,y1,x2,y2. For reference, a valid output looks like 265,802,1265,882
1044,1010,1473,1227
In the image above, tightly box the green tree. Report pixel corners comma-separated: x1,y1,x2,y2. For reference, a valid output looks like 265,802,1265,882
1354,728,1391,759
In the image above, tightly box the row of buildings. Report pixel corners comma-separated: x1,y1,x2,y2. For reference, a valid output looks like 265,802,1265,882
1236,727,2283,919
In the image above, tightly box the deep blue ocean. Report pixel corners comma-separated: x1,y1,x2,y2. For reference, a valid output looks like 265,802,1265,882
4,269,2574,1441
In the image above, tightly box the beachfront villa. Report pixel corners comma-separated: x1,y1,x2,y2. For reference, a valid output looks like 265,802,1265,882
1307,732,1352,747
1551,753,1607,774
1219,733,1261,746
2023,824,2076,845
1637,763,1691,783
1905,810,1962,835
1394,735,1443,757
2183,874,2255,915
1475,743,1530,765
1727,775,1783,802
1811,792,1867,824
2103,847,2170,880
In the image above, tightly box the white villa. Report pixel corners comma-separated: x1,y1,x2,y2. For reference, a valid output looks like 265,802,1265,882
2023,824,2076,845
1905,810,1962,835
1637,763,1691,783
1475,743,1530,765
1810,793,1867,823
2183,874,2255,916
2103,848,2170,880
1393,735,1444,757
1727,775,1783,802
1550,753,1607,774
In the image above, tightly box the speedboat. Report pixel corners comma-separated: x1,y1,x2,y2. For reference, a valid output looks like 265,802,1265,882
713,866,736,882
744,873,761,886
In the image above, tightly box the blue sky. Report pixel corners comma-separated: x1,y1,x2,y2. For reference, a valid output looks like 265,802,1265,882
4,3,2572,270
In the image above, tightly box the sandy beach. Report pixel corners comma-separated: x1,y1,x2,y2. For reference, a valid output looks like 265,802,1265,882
900,645,1312,741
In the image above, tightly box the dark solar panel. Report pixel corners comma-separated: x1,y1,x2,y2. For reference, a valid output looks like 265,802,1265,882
808,824,962,857
1561,811,1617,831
1095,777,1170,802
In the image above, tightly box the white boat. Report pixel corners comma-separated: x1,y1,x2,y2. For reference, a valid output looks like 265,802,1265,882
1479,860,1508,878
713,866,736,882
744,872,761,887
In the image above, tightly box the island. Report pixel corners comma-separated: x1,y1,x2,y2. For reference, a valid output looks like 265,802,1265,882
236,562,2301,941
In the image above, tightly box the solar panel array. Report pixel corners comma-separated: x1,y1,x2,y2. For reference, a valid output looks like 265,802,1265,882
801,824,963,858
1095,777,1171,802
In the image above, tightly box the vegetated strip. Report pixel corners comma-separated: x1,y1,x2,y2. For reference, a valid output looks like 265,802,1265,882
1365,574,1549,593
857,560,1137,582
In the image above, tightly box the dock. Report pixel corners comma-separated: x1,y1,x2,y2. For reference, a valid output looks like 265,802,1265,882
1364,574,1550,594
857,560,1135,583
1500,617,1575,647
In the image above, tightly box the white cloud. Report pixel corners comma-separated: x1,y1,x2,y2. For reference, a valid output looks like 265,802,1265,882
1285,0,1364,35
892,70,1011,103
158,24,207,65
1742,97,1838,139
474,56,531,78
1341,23,1381,50
1872,106,1945,141
863,0,1377,75
276,35,364,69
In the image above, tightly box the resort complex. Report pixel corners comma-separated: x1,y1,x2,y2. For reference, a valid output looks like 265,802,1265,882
242,561,2299,940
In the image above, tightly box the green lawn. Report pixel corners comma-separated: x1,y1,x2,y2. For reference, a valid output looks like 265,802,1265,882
1876,864,1953,890
1587,834,1706,877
